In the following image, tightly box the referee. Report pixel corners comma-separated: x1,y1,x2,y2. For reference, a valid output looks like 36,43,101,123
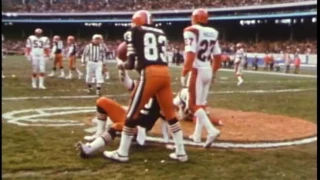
81,34,107,96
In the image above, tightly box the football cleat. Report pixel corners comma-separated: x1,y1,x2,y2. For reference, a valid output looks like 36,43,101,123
76,141,90,158
204,130,220,148
169,153,188,162
103,150,129,162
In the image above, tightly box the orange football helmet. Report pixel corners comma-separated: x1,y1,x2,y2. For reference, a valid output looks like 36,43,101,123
53,35,60,42
191,8,209,25
67,35,75,44
132,10,152,26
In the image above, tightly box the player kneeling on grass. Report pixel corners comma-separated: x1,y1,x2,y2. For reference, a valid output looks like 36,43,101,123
76,46,171,157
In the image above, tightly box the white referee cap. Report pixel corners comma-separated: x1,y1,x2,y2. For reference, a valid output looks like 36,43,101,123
92,34,102,40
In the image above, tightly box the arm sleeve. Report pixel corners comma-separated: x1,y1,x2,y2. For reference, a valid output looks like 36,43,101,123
212,40,222,55
183,30,197,53
26,37,32,48
119,70,135,91
81,45,89,63
67,46,74,57
123,28,136,70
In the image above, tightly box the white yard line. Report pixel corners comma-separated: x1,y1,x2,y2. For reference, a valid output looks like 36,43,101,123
2,88,316,101
169,65,317,78
2,106,317,149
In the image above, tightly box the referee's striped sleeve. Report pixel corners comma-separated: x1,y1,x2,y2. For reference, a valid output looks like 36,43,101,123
81,44,90,63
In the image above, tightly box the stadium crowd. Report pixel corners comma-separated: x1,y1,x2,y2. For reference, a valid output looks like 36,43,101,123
3,0,307,12
3,38,316,56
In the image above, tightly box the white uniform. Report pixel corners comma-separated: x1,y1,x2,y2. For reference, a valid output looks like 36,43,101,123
81,43,106,84
183,24,221,145
26,35,50,73
183,24,221,106
234,48,245,76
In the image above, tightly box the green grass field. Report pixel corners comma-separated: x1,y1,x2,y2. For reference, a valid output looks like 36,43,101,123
2,56,317,180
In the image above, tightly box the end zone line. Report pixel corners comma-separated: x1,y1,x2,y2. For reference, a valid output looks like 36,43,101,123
1,88,316,101
170,65,317,78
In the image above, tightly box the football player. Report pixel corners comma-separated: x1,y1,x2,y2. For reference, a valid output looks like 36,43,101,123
180,8,221,147
103,10,188,162
234,43,245,86
76,43,171,157
100,35,110,80
25,28,50,89
48,35,65,78
65,36,83,79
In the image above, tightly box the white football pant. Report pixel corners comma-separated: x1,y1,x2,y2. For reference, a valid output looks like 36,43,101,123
86,61,104,84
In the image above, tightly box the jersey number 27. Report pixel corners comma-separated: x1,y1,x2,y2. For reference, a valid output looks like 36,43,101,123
198,40,216,62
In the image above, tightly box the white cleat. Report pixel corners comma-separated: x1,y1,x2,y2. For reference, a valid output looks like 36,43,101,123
65,75,72,79
188,135,201,143
169,153,188,162
39,85,47,89
2,75,5,79
48,72,55,77
204,130,220,148
78,73,83,79
103,150,129,162
84,133,100,142
237,79,244,86
105,75,110,80
32,84,37,89
59,74,65,78
76,141,91,158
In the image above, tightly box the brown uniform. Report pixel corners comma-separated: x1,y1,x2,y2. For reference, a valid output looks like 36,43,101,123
68,43,77,69
123,25,176,122
53,40,64,68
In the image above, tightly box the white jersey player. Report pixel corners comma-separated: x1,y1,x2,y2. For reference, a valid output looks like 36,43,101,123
234,43,245,86
25,28,50,89
180,8,221,148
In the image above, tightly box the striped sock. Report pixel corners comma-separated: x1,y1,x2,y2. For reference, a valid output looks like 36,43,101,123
117,126,134,156
169,121,186,155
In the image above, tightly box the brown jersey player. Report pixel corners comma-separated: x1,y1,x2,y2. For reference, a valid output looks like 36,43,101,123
48,35,65,77
103,10,188,163
65,36,83,79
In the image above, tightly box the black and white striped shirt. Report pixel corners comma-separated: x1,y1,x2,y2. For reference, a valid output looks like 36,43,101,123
81,43,107,63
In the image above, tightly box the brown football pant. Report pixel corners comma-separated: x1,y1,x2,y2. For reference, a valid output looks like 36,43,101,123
126,65,176,122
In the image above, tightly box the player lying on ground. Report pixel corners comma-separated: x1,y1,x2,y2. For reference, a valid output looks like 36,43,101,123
77,65,170,157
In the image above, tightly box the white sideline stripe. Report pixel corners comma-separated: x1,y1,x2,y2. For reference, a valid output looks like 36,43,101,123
146,136,317,149
2,88,316,101
170,65,317,78
2,106,317,149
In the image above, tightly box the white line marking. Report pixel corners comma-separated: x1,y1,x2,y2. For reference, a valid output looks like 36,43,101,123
170,65,317,78
3,106,317,149
146,136,317,149
2,88,316,101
